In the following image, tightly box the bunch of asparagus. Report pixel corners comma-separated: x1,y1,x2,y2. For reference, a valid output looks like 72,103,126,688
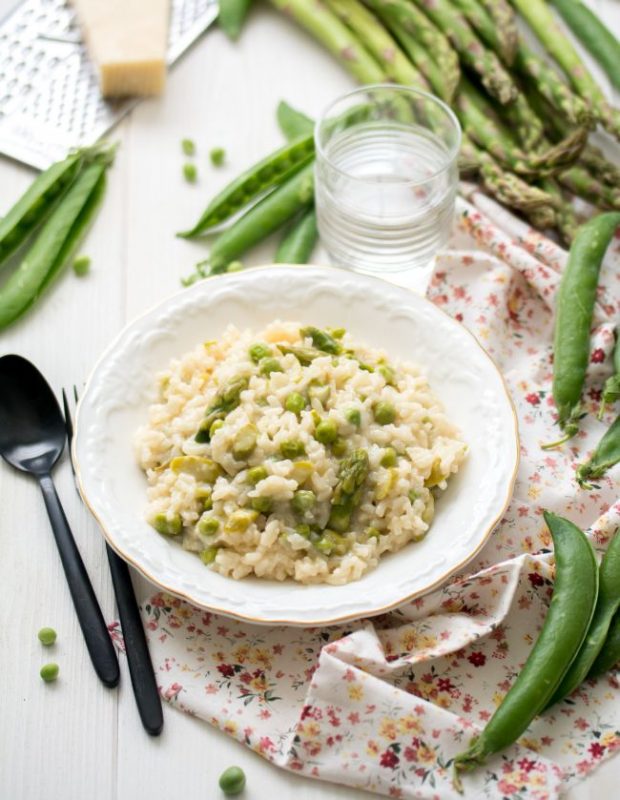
265,0,620,242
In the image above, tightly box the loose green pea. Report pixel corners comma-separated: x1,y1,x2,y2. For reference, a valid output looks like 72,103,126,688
292,490,316,514
218,765,246,795
380,447,397,468
259,357,283,376
183,162,198,183
345,407,361,427
378,364,395,385
200,547,219,565
374,401,396,425
227,260,244,272
198,515,220,536
285,391,306,415
315,418,338,444
152,513,183,536
210,147,226,167
40,663,59,682
251,495,273,514
181,138,196,156
332,437,348,457
247,465,268,484
279,439,306,459
72,254,91,276
38,627,57,646
249,342,272,362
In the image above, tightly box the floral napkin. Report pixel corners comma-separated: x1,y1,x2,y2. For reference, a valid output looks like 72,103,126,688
119,192,620,799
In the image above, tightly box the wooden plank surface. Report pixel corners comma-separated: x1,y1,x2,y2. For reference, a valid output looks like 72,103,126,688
0,0,618,797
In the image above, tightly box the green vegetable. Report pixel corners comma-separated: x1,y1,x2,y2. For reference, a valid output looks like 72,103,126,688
285,391,306,414
72,254,91,276
300,326,342,354
197,487,213,511
259,357,283,376
308,381,330,404
152,513,183,536
0,150,85,270
316,529,350,555
195,375,249,442
377,364,395,386
380,447,397,468
198,516,220,536
373,400,396,425
0,156,110,331
38,627,57,646
280,344,322,365
218,765,246,795
178,134,314,238
345,407,361,427
332,437,348,457
225,510,259,533
210,419,225,437
328,448,369,532
275,207,318,264
210,146,226,166
171,455,222,482
279,439,306,459
251,495,273,514
276,100,314,140
40,663,60,683
249,342,273,362
200,547,219,565
295,523,312,538
590,607,620,677
365,526,381,539
453,511,598,785
550,0,620,93
548,528,620,705
183,163,198,183
227,260,244,272
247,465,268,484
218,0,252,40
231,424,258,460
545,213,620,446
600,332,620,417
181,138,196,156
315,418,338,444
576,416,620,488
292,489,316,514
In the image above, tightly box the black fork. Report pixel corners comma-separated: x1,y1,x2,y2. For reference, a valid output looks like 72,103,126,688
63,387,164,737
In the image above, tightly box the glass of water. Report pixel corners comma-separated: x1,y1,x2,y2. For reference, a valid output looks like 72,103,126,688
314,84,461,277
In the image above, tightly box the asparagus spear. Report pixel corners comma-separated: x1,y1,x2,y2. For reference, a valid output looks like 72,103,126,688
478,0,518,63
360,0,460,101
511,0,620,140
411,0,517,104
558,166,620,210
451,0,515,64
539,177,579,244
328,448,370,532
268,0,387,84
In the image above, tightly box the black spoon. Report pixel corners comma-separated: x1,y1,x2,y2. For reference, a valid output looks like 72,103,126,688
0,354,119,688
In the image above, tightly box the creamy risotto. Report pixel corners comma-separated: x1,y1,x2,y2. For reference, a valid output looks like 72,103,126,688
134,322,466,585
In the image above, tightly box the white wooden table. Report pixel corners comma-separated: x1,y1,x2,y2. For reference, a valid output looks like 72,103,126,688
1,1,619,797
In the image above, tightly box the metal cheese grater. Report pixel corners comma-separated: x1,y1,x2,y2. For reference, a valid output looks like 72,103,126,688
0,0,218,169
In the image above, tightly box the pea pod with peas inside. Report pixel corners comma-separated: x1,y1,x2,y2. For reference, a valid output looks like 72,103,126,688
453,511,598,788
576,415,620,489
178,133,315,238
599,331,620,418
545,212,620,447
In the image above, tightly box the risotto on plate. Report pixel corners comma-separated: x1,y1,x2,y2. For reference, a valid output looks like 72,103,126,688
134,321,467,585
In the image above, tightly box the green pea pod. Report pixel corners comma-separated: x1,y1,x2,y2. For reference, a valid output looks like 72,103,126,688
218,0,252,40
0,152,84,269
548,527,620,705
276,101,315,140
275,207,318,263
589,607,620,677
195,161,315,276
576,415,620,489
547,212,620,446
599,331,620,418
178,134,315,238
453,511,598,787
0,159,108,330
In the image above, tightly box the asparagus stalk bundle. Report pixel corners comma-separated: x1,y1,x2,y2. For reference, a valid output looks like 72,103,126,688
478,0,518,64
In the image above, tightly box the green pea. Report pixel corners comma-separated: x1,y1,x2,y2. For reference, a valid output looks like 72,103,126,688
218,765,246,795
38,627,57,646
200,547,219,565
152,513,183,536
73,254,91,276
374,401,396,425
210,147,226,166
380,447,398,468
181,138,196,156
249,342,272,363
251,495,273,514
285,391,306,415
40,663,59,682
247,465,268,485
295,523,312,538
292,490,316,514
316,530,349,555
259,357,283,376
327,506,350,533
196,487,213,511
331,437,348,457
378,364,395,385
279,439,306,459
315,418,338,444
198,515,220,536
183,162,198,183
345,407,361,427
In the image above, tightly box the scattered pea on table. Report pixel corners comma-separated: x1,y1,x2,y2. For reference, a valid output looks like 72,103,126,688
183,163,198,184
40,663,59,683
37,627,57,646
210,147,226,166
72,254,91,277
181,138,196,156
218,765,246,795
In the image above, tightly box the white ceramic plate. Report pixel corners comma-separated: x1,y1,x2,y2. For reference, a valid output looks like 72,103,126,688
74,265,518,626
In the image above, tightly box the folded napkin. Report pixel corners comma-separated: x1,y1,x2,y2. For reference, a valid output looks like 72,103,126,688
121,194,620,799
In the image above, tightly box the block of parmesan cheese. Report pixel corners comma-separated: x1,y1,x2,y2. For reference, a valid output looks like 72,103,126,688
71,0,169,97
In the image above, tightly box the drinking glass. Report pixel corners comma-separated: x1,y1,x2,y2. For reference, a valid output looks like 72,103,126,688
314,84,461,278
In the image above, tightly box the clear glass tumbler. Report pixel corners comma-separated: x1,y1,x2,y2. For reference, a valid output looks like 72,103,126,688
314,84,461,276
